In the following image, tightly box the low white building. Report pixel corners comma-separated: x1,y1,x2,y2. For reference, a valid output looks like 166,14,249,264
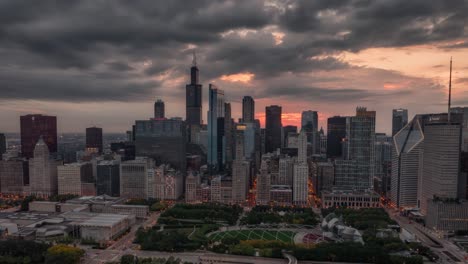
78,213,135,242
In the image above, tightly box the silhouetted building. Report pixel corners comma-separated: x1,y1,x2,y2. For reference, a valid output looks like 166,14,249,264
86,127,103,154
154,99,165,119
110,142,135,161
327,116,346,158
134,118,186,171
242,96,255,123
20,114,57,159
265,105,282,153
0,133,5,160
392,108,408,136
186,55,203,127
224,103,234,168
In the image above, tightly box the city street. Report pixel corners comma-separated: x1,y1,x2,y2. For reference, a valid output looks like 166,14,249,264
386,208,467,263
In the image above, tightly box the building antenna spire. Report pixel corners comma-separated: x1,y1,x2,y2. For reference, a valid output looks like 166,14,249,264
192,50,197,67
448,57,452,123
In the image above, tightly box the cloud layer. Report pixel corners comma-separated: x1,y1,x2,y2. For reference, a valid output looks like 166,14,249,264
0,0,467,132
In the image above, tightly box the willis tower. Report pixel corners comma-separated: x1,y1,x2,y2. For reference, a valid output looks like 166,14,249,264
186,52,203,142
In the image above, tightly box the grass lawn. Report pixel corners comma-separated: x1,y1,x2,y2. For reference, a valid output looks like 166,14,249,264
209,230,295,243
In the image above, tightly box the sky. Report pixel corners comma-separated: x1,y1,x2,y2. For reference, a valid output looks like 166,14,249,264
1,0,468,134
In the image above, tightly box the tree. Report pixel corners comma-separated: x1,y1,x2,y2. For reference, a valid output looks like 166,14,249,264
44,244,84,264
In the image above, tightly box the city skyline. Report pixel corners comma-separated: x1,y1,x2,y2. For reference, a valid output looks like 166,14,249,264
0,1,467,133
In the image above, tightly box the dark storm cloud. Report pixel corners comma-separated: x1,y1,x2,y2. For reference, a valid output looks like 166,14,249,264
0,0,466,102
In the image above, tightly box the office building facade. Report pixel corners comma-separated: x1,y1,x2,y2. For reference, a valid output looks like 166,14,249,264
265,105,282,153
392,108,408,136
207,85,225,170
97,160,120,197
20,114,57,159
327,116,347,159
242,96,255,123
29,138,61,197
86,127,103,154
154,99,165,119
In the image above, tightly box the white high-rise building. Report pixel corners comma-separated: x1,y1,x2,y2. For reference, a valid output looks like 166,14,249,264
151,164,183,201
57,162,93,196
29,137,61,197
391,117,424,209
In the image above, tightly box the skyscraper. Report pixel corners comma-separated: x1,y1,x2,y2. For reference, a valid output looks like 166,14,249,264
301,110,318,130
86,127,103,154
232,126,250,204
154,99,165,119
207,84,225,170
0,133,5,160
302,110,319,154
327,116,347,158
0,158,28,194
97,160,120,197
341,107,376,190
392,109,408,136
293,130,309,206
29,137,61,197
420,121,462,214
265,105,282,153
224,103,234,168
20,114,57,159
186,54,203,127
242,96,255,123
391,117,423,208
134,118,186,171
256,159,271,205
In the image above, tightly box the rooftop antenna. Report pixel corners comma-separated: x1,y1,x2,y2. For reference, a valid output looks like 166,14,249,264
448,57,452,123
192,50,197,67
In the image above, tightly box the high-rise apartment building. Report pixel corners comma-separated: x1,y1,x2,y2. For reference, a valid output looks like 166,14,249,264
242,96,255,123
57,162,94,196
265,105,282,153
134,118,186,171
327,116,347,158
120,158,154,199
154,99,165,119
342,107,376,190
86,127,103,154
207,84,225,170
20,114,57,159
392,108,408,136
391,117,423,208
186,56,202,127
29,138,61,197
96,160,120,197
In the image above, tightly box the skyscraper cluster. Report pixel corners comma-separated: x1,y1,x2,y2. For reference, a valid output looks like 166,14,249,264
1,56,468,233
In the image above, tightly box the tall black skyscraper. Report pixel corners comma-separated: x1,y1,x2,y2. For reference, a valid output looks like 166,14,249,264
242,96,255,123
327,116,347,158
0,133,5,160
265,105,282,153
154,99,165,119
186,53,202,127
86,127,103,154
392,108,408,136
